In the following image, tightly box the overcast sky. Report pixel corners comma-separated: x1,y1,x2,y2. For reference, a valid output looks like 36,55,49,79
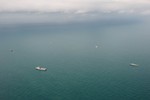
0,0,150,24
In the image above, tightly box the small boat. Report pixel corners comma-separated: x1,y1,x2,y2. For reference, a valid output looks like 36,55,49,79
35,66,47,71
130,63,139,67
10,49,14,52
96,45,98,48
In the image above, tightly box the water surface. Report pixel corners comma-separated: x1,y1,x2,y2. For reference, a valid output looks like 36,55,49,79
0,20,150,100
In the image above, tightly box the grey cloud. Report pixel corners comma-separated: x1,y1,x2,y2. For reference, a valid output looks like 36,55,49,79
0,0,150,24
0,0,150,14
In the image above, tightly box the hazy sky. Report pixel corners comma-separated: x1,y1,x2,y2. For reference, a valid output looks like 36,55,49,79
0,0,150,24
0,0,150,14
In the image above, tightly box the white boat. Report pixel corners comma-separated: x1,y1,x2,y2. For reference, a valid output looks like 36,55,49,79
35,66,47,71
130,63,139,67
96,45,98,48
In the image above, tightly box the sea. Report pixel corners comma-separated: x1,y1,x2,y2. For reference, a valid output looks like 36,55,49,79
0,17,150,100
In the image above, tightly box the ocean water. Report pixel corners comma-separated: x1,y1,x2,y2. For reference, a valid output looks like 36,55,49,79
0,20,150,100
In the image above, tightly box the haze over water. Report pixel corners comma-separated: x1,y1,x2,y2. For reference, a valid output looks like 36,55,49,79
1,0,150,100
0,16,150,100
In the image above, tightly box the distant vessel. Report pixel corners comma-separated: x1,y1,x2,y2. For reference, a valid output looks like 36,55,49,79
130,63,139,67
96,45,98,48
10,49,14,52
35,66,47,71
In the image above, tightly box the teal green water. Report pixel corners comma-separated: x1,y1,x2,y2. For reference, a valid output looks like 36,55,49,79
0,21,150,100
